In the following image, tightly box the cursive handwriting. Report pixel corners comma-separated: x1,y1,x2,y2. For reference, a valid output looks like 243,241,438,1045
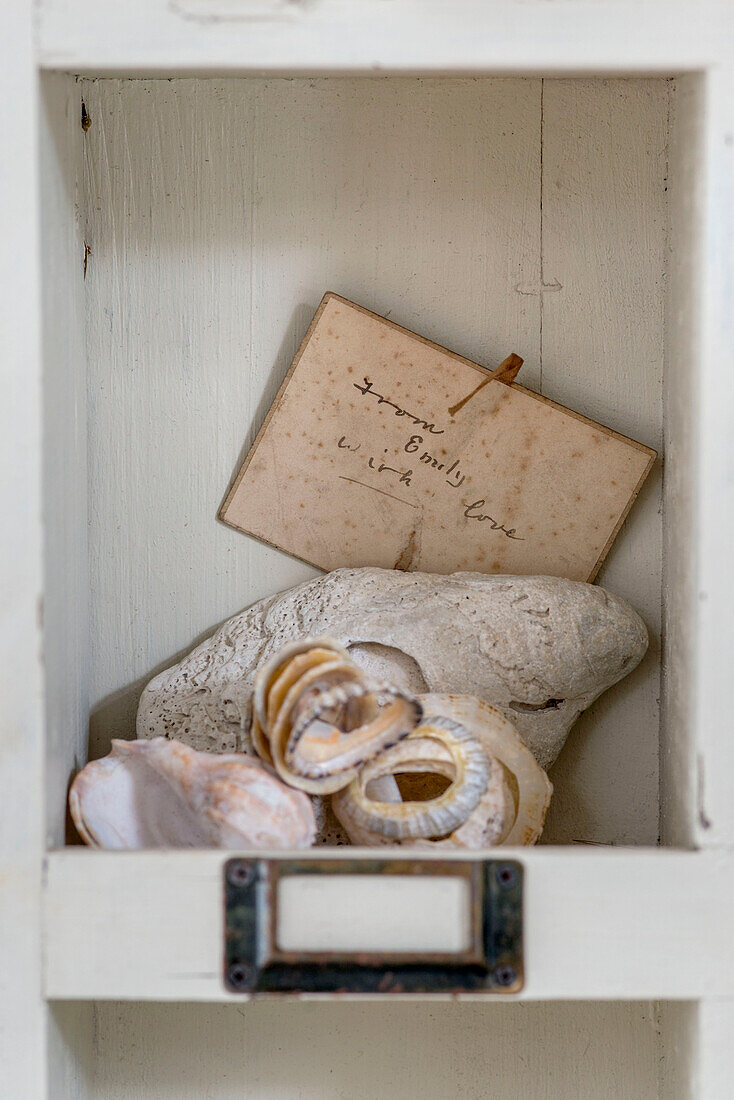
463,500,524,540
404,433,464,488
336,433,523,541
353,378,445,435
339,435,413,486
368,456,413,484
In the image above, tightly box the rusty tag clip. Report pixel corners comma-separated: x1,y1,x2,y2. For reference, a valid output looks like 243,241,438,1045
224,856,523,995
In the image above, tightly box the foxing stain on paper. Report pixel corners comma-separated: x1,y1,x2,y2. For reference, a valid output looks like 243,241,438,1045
220,293,656,581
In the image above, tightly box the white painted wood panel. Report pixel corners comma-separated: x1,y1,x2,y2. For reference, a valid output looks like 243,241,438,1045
40,74,89,849
36,0,732,77
87,999,660,1099
43,849,734,1001
662,74,704,849
17,9,734,1098
38,72,717,1098
658,1001,696,1100
81,76,542,758
0,2,50,1097
38,73,97,1100
43,75,687,1100
48,1004,94,1100
691,67,734,849
692,1001,734,1099
540,79,668,846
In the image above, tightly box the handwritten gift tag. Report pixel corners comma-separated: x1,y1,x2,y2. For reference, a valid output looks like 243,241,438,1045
220,293,656,581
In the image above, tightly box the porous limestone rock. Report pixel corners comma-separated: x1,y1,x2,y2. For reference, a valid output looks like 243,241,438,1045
137,568,648,770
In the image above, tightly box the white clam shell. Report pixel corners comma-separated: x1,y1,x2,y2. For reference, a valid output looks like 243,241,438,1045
137,568,649,770
69,738,316,850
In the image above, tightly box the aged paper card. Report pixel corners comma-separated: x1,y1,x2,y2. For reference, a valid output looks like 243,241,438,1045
220,294,656,581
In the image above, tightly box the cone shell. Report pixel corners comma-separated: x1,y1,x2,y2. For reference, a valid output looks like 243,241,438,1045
68,738,316,850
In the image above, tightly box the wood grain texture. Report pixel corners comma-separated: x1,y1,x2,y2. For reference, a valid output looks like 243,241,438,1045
21,34,734,1100
540,79,668,846
88,999,660,1099
44,848,734,1001
39,71,98,1100
661,75,703,848
80,76,542,757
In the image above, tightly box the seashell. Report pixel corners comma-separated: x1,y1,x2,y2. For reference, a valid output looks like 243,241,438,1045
332,716,490,840
421,694,552,846
332,695,551,848
437,758,516,849
286,680,423,779
68,738,316,850
138,568,649,770
267,657,368,794
252,639,423,796
333,741,516,850
252,637,349,763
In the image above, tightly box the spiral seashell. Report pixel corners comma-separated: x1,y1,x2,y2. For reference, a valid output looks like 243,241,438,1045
332,695,552,848
332,716,491,840
268,658,367,794
420,695,552,846
251,637,349,764
251,638,423,796
286,680,423,779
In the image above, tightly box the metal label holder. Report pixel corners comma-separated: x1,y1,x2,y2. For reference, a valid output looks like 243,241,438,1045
224,857,523,995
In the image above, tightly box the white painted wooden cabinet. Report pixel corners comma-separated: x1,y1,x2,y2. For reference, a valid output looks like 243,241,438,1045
3,1,734,1096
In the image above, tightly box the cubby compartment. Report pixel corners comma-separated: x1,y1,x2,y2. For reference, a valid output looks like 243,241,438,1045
32,56,723,1100
42,73,700,850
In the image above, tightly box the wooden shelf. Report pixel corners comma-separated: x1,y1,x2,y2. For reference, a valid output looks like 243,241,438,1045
37,0,727,76
44,848,734,1002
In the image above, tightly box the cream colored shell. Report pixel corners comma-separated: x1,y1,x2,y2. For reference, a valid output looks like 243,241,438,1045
332,717,491,840
251,638,423,797
421,694,553,846
332,695,552,848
